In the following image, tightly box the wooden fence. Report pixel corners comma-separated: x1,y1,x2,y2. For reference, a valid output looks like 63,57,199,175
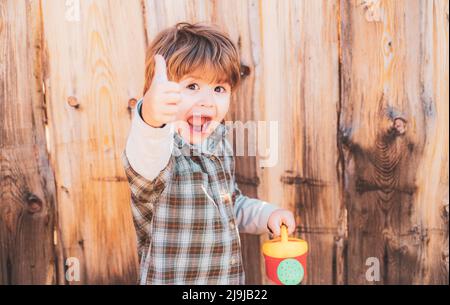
0,0,448,284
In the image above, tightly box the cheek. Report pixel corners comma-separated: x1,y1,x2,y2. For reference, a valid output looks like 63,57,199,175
216,97,230,120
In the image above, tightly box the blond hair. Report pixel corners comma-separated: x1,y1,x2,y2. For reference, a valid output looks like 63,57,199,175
143,22,242,95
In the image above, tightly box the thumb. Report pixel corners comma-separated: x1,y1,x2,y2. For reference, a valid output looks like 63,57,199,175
153,54,168,84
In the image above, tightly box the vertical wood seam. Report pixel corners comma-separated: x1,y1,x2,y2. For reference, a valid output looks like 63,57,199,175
335,0,348,285
37,0,65,285
140,0,149,49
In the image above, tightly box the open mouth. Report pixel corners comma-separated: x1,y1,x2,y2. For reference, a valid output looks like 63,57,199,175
186,114,213,134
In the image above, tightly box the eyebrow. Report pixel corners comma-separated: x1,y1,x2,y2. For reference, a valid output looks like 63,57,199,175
185,76,230,86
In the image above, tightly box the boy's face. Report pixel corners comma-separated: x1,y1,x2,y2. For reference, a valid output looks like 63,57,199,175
174,70,231,145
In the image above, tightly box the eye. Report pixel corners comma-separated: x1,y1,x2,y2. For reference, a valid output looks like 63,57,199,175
214,86,227,93
187,83,199,90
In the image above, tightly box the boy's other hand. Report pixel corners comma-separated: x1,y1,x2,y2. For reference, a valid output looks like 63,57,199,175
142,54,181,128
267,209,296,237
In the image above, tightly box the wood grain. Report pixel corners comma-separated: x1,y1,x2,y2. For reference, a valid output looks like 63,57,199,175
253,0,343,284
0,0,58,284
211,0,266,285
41,0,146,284
1,0,447,285
340,0,449,284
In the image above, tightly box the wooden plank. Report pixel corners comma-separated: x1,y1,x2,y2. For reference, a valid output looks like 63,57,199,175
41,0,146,284
143,0,265,284
144,0,212,34
0,0,58,284
1,0,442,285
208,0,266,286
257,0,342,284
411,0,449,284
340,0,449,284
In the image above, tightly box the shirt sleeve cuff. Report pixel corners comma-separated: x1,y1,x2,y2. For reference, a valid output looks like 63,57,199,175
132,98,174,139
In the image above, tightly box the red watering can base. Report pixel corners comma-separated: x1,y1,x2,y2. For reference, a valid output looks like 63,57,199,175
264,254,307,285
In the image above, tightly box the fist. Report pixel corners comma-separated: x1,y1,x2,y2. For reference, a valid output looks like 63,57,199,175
267,209,296,237
142,54,181,127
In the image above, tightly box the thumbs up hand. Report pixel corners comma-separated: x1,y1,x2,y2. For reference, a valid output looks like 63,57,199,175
141,54,181,128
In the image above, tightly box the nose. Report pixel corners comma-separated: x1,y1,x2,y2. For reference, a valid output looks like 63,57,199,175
192,98,215,117
197,99,214,108
194,91,215,108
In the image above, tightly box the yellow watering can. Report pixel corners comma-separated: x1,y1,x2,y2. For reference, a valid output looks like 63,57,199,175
262,224,308,285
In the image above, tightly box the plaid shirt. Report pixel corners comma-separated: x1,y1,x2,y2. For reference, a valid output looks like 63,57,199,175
122,122,253,285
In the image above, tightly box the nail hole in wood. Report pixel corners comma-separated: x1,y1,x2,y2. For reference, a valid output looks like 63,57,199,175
67,96,79,108
240,64,251,79
128,98,137,110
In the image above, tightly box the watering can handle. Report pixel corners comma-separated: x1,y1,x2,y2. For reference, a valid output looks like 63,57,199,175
281,224,288,243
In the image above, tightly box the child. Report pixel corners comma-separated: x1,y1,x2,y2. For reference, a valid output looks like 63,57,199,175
122,22,296,285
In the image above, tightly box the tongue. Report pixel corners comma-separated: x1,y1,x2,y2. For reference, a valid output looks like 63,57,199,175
188,116,207,125
192,124,202,133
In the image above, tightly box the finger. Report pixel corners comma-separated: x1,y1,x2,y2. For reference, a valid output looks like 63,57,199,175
160,104,179,115
285,217,296,235
174,120,190,129
161,82,181,93
163,115,177,123
153,54,168,84
156,115,176,125
162,93,181,105
163,98,181,106
271,219,282,237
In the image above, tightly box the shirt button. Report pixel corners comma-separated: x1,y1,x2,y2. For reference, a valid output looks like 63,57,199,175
230,256,237,265
229,220,235,230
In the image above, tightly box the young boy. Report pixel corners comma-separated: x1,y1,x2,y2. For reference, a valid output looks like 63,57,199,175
122,22,296,285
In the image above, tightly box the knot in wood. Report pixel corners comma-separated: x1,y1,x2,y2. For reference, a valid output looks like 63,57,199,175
25,192,43,213
393,117,407,135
